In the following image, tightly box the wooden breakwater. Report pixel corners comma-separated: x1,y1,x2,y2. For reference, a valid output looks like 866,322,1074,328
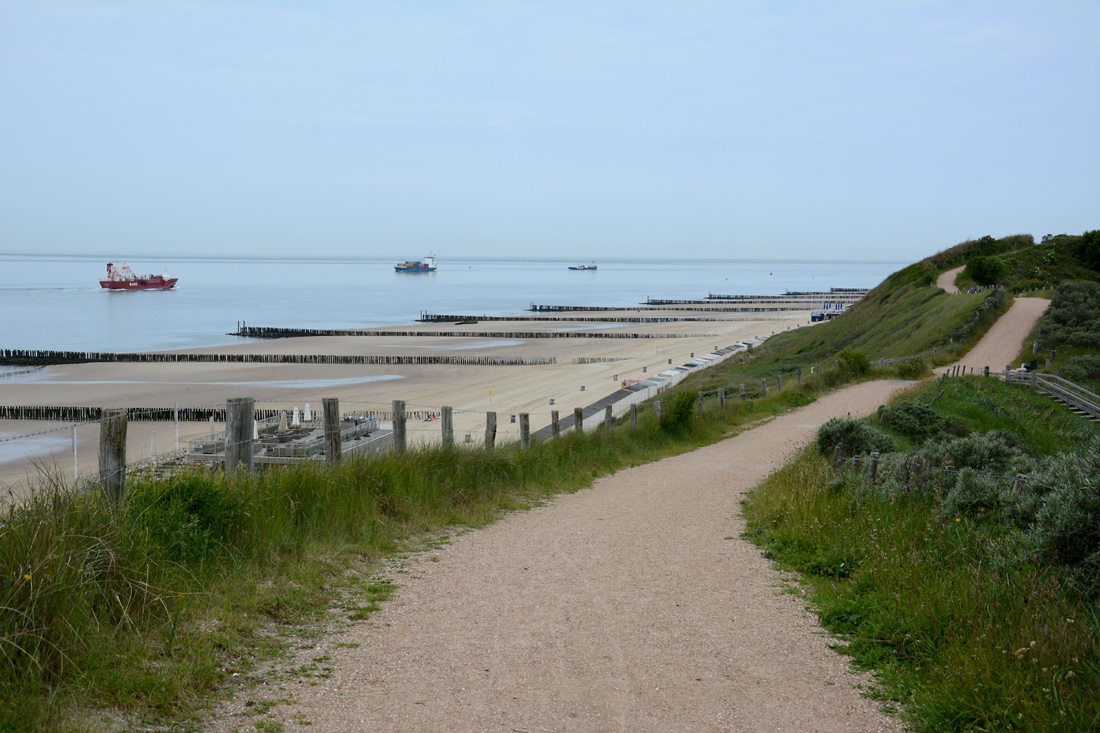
531,302,803,313
0,406,290,423
417,313,737,324
705,288,868,300
0,405,440,423
0,349,556,367
230,326,715,340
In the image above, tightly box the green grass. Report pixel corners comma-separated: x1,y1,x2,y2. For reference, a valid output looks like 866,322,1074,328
742,376,1100,732
5,250,1099,730
689,262,1006,395
0,388,810,731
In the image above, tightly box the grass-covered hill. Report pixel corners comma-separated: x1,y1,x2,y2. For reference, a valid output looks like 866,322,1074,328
692,260,1006,390
929,231,1099,292
693,229,1098,393
3,232,1098,732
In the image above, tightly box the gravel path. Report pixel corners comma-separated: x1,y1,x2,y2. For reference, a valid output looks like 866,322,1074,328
211,296,1048,732
936,266,963,293
940,296,1049,375
226,382,910,733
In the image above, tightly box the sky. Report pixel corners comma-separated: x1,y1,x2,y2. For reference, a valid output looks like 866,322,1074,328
1,1,1097,263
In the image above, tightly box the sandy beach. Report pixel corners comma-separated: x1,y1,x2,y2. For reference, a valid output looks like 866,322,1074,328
0,308,812,497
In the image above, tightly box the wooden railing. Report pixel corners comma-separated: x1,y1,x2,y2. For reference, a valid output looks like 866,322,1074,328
1003,370,1100,420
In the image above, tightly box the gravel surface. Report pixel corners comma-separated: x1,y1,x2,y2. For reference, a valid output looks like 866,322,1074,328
218,382,911,733
209,297,1048,732
936,266,964,294
944,297,1049,375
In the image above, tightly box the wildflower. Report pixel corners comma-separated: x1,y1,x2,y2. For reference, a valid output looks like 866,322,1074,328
955,517,961,522
23,574,31,580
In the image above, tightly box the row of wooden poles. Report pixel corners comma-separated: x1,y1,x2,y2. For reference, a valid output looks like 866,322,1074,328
418,313,732,323
0,349,555,367
91,353,964,504
94,383,767,504
230,326,711,339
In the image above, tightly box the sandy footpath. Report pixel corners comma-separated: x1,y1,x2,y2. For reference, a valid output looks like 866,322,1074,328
206,294,1052,732
936,266,963,294
940,296,1049,375
215,381,910,733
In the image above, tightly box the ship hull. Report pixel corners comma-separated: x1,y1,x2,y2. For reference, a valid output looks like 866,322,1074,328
100,278,178,290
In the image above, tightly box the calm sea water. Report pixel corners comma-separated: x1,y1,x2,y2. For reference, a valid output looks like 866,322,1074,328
0,254,904,354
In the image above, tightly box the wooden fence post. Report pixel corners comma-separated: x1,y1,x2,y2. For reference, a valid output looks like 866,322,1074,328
225,397,254,475
697,391,704,413
832,444,845,469
551,410,560,439
519,413,530,449
796,368,802,387
485,411,497,449
740,384,746,400
630,403,638,428
718,388,725,408
654,401,662,419
1014,474,1028,493
869,452,880,482
323,397,341,462
777,375,782,391
393,400,407,453
761,379,767,397
574,407,584,434
99,408,127,506
441,406,454,446
604,404,613,430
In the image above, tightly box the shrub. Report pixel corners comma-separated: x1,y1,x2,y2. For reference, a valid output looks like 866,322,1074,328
1024,437,1100,589
1038,281,1100,350
1063,355,1100,383
1074,229,1100,270
894,356,930,380
837,349,869,378
816,418,896,457
659,390,696,434
881,400,945,442
920,430,1030,474
964,255,1010,286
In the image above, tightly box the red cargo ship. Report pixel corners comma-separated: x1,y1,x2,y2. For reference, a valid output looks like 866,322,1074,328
99,262,178,290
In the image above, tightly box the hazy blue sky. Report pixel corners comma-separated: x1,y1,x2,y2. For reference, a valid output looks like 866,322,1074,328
1,1,1097,262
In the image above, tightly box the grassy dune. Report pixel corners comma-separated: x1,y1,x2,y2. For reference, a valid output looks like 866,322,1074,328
0,249,1088,731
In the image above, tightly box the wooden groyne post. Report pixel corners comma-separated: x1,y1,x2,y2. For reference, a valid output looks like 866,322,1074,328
520,413,531,449
485,412,497,449
441,406,454,446
393,400,407,453
99,408,127,506
323,397,341,462
225,397,254,475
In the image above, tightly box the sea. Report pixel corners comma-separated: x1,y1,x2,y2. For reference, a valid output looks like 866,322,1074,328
0,254,905,358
